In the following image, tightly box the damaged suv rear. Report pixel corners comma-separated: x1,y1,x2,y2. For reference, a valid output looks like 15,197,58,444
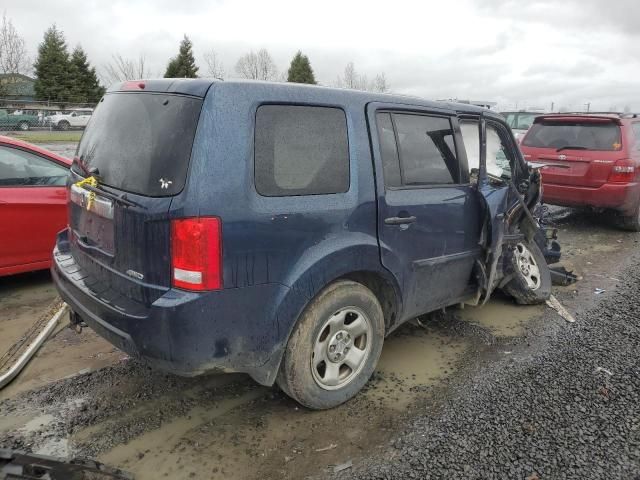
52,79,558,409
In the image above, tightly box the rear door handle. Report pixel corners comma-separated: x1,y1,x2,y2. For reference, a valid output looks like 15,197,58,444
384,216,417,225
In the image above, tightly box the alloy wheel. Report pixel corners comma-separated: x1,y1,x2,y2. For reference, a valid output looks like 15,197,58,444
515,243,541,290
311,307,372,390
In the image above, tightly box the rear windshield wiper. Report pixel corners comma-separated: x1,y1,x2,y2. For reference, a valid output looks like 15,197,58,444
80,182,146,209
556,145,588,152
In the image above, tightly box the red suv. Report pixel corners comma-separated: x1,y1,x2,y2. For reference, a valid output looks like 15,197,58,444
520,113,640,230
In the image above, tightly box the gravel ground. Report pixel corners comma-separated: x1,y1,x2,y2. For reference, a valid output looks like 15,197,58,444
339,254,640,479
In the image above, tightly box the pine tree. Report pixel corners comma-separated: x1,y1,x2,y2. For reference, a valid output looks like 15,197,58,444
33,25,72,102
287,51,316,84
164,35,198,78
68,46,105,103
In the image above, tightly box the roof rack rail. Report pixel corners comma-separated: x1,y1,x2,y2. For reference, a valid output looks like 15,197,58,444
551,112,638,118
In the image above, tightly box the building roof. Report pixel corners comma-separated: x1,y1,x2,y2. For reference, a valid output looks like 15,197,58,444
0,73,36,97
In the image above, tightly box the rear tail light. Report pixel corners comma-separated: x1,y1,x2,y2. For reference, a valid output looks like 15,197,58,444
171,217,222,291
608,160,635,183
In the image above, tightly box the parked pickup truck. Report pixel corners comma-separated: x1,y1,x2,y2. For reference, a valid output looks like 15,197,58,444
0,109,40,131
45,109,93,130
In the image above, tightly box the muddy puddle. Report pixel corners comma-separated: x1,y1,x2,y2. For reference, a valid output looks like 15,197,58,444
457,295,544,337
0,271,57,358
92,323,475,480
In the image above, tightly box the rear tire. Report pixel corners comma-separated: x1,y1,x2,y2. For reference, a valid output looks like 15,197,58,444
277,280,385,410
503,241,551,305
619,204,640,232
58,120,70,131
18,121,29,131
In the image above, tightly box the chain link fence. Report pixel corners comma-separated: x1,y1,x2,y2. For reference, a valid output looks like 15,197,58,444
0,97,98,131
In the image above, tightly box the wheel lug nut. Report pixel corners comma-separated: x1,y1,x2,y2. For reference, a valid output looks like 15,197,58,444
329,345,336,352
336,332,343,340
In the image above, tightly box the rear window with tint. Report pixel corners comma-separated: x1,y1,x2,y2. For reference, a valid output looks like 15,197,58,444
73,93,203,196
523,121,622,151
255,105,349,196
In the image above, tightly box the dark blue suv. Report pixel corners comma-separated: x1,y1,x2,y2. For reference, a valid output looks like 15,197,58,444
52,79,554,409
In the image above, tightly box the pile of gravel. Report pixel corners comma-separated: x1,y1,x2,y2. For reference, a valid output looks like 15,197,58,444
340,258,640,479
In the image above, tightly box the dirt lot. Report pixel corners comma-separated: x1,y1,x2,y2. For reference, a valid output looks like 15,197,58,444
0,207,636,479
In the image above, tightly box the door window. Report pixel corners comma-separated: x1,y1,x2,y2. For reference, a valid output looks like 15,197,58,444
0,146,68,187
486,124,512,180
460,120,480,177
392,114,459,186
376,112,401,187
459,120,514,181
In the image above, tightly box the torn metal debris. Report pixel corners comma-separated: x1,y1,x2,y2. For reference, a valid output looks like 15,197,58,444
545,295,576,323
0,449,133,480
549,266,579,286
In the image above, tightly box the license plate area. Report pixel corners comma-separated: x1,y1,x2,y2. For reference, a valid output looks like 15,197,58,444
70,184,115,255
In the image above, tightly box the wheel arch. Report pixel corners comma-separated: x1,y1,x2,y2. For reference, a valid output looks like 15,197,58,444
254,242,403,387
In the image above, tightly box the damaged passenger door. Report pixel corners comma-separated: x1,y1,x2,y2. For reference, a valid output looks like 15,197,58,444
459,114,534,304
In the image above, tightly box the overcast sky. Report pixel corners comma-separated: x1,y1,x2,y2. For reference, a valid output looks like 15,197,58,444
5,0,640,111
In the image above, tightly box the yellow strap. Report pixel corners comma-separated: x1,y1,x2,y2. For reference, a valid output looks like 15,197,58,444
75,176,98,188
74,176,98,209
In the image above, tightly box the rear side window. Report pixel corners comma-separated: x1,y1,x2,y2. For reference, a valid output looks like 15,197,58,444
393,114,459,185
523,121,622,151
74,93,203,196
255,105,349,196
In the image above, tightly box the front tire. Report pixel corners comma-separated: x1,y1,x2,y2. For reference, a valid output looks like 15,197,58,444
58,120,70,131
18,121,29,131
277,280,385,410
503,241,551,304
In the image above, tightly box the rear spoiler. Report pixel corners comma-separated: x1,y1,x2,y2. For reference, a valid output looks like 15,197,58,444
533,114,623,125
107,78,216,98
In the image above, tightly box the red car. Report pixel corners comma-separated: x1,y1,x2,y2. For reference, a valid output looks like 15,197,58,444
520,113,640,230
0,135,71,276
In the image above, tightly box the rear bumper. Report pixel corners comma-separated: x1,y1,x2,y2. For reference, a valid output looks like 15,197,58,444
51,230,291,385
542,181,640,213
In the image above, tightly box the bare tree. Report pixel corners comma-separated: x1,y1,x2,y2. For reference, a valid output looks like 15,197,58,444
335,62,388,92
101,54,151,85
372,73,389,93
235,48,277,81
203,49,225,79
341,62,357,89
0,12,30,77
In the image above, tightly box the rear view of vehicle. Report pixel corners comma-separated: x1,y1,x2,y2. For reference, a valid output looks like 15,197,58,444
520,114,640,230
52,80,214,369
